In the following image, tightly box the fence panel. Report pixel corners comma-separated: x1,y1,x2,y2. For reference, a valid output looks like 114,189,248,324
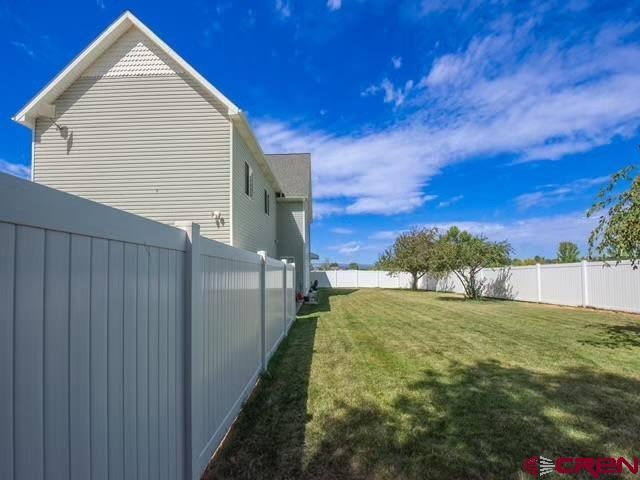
1,174,300,480
286,264,296,329
378,271,399,288
336,270,357,287
191,237,263,478
265,257,286,360
539,263,583,306
587,261,640,313
0,174,187,480
483,266,539,301
356,270,378,287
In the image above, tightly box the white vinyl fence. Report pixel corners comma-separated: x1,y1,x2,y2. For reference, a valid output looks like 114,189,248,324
0,173,296,480
312,263,640,314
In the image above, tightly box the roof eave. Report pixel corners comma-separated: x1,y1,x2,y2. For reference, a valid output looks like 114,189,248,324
231,112,284,194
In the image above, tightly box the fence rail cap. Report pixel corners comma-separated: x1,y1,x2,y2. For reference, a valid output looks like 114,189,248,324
0,172,187,251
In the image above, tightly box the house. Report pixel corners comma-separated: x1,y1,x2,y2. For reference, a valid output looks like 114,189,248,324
13,11,312,292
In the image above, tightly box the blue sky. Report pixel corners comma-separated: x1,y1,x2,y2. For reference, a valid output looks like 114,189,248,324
1,0,639,264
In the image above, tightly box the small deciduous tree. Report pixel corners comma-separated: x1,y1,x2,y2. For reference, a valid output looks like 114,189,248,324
376,227,439,290
348,262,359,270
557,241,580,263
319,258,341,270
434,227,512,299
587,164,640,268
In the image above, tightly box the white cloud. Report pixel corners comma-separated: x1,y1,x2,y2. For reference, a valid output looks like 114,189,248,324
369,230,405,241
11,41,35,58
313,201,344,219
331,227,353,235
437,195,464,208
332,241,361,255
367,212,596,257
391,56,402,69
256,18,640,217
256,120,446,216
515,175,609,210
274,0,291,18
327,0,342,11
427,212,597,257
0,160,31,179
362,78,414,107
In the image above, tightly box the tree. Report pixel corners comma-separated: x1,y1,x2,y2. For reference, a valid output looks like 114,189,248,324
318,258,340,270
587,164,640,267
557,241,580,263
347,262,359,270
376,227,440,290
434,227,512,299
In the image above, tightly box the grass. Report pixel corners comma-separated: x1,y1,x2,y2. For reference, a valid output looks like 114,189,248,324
205,289,640,480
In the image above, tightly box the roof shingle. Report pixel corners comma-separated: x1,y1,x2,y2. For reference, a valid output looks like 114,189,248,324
265,153,311,199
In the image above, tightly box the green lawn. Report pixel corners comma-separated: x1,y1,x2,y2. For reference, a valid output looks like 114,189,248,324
206,288,640,480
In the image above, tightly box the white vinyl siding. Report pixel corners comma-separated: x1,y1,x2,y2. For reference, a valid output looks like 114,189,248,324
231,127,277,257
276,200,306,292
33,27,231,243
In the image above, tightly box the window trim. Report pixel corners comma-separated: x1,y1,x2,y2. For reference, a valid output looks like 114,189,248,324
264,189,270,215
244,161,253,198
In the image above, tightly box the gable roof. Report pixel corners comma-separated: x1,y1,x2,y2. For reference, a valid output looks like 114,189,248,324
13,11,239,127
13,11,284,193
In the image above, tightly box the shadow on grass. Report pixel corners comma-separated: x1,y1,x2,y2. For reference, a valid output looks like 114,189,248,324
205,315,318,479
435,295,510,304
579,324,640,350
435,295,468,302
298,288,358,315
210,354,640,479
304,361,640,480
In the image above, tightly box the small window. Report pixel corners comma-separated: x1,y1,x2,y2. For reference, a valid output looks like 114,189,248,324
264,189,270,215
244,162,253,197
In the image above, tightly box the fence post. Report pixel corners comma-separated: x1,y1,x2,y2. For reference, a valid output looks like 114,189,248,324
536,263,542,303
257,251,267,372
281,259,288,335
290,263,296,328
175,222,201,480
581,260,589,307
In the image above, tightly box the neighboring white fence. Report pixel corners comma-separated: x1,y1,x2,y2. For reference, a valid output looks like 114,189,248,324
311,263,640,313
0,173,296,480
314,269,415,289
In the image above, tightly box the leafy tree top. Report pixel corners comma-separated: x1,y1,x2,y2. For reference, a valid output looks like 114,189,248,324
588,164,640,267
376,227,440,289
557,241,580,263
435,227,512,273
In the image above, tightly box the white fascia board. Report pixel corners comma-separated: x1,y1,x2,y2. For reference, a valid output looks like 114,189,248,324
13,11,240,128
231,112,283,194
